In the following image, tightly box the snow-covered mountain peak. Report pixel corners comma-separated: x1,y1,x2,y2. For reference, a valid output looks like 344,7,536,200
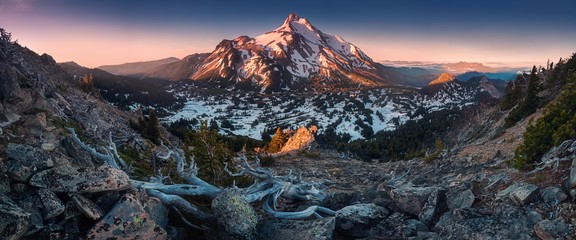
173,14,389,92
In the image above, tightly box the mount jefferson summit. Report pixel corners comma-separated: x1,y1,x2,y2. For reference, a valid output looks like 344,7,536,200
147,14,391,92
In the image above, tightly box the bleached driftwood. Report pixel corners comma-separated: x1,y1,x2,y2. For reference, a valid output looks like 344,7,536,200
68,127,335,223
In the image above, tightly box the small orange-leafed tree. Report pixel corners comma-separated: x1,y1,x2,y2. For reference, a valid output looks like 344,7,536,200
80,73,94,92
267,127,287,153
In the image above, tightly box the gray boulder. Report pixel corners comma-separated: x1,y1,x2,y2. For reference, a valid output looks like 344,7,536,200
29,165,131,193
510,184,539,206
418,188,447,227
0,194,31,240
212,190,258,240
37,188,65,220
6,143,54,182
257,217,335,240
86,191,168,239
447,189,475,210
69,193,104,220
390,186,437,216
534,219,569,240
389,186,447,227
540,187,567,204
335,203,389,237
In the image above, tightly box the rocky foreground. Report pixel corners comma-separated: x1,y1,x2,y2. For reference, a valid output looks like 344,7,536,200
1,132,575,239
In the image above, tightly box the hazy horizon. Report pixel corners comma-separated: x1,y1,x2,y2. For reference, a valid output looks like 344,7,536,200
1,0,575,68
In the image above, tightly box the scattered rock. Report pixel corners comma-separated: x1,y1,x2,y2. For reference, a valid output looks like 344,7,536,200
402,219,430,238
69,193,104,220
37,188,65,220
540,187,567,204
64,201,82,220
212,190,257,240
510,184,539,206
389,186,437,216
569,156,576,188
6,143,54,182
257,217,335,240
434,205,541,239
534,219,569,240
335,203,389,237
10,183,27,193
29,165,131,193
389,186,447,227
0,174,10,194
448,189,475,210
86,191,168,239
496,183,524,199
16,194,43,236
0,194,31,240
94,190,121,213
370,212,410,238
24,112,47,137
418,188,447,227
409,231,441,240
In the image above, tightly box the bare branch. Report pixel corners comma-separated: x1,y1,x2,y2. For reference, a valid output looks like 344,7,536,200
107,131,128,169
67,127,120,169
263,196,335,220
146,189,213,221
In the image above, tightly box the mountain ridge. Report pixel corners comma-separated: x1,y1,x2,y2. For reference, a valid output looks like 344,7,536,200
98,57,180,77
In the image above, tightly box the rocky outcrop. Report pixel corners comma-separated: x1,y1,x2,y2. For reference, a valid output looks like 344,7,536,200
29,165,131,193
428,73,455,86
280,126,317,153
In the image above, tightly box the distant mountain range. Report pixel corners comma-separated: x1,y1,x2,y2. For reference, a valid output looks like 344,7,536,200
89,13,530,97
379,60,524,82
98,57,180,77
97,14,524,92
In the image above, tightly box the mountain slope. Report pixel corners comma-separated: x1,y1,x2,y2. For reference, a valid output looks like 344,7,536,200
145,53,209,80
98,57,179,77
60,62,180,112
428,73,455,86
149,14,388,92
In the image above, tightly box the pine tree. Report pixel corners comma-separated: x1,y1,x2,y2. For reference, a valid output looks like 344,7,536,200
188,121,234,186
146,109,161,144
